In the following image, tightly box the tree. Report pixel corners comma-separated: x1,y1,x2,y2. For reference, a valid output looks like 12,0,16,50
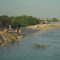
11,15,40,28
52,18,58,22
0,15,11,27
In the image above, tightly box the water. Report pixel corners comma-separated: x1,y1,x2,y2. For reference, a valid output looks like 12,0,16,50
0,29,60,60
50,22,60,24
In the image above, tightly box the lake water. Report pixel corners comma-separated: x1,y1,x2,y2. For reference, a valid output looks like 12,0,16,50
0,29,60,60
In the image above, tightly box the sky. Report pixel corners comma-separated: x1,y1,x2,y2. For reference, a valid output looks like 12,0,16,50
0,0,60,18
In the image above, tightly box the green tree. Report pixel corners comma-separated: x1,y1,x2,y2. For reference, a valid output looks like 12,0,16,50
52,18,58,22
0,15,11,27
11,15,40,28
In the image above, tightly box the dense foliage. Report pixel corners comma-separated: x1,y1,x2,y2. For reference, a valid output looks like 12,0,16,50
0,15,11,27
0,15,60,28
47,18,59,22
11,15,40,28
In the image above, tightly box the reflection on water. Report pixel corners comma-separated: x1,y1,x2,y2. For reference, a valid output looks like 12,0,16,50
0,29,60,60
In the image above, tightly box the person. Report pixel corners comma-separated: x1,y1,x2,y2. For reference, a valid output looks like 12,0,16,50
16,27,19,35
9,25,12,32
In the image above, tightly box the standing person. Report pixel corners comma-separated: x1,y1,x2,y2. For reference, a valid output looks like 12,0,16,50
16,27,19,35
9,25,12,32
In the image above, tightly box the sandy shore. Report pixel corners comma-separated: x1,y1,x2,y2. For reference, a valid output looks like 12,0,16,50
27,24,60,31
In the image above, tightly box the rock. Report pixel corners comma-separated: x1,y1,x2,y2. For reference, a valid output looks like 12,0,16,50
32,43,48,49
32,44,40,48
0,30,21,46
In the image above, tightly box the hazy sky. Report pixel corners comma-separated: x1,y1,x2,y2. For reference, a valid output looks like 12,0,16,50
0,0,60,18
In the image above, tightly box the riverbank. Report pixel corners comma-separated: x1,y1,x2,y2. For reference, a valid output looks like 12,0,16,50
27,24,60,31
0,24,60,46
0,29,23,46
20,24,60,35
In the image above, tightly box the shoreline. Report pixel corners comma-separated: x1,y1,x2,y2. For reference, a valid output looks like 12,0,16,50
19,24,60,36
0,24,60,46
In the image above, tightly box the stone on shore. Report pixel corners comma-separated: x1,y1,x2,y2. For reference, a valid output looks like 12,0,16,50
0,29,22,46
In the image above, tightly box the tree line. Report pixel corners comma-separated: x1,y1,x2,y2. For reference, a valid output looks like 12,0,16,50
0,15,59,28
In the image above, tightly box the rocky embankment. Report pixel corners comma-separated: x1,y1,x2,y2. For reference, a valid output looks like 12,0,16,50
0,24,60,46
27,24,60,31
0,29,23,46
20,24,60,36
